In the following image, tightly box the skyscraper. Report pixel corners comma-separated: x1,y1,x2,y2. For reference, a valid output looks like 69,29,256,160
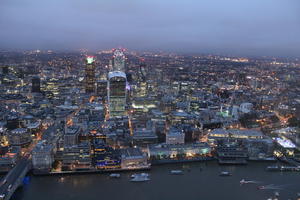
96,80,107,100
85,56,96,93
112,49,125,72
32,76,41,93
2,66,9,75
108,71,127,117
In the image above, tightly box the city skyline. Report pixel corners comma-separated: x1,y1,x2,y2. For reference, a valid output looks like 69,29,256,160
1,45,300,200
1,1,300,200
1,0,300,57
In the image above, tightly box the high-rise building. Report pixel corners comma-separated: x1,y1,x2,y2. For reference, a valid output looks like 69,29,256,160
32,76,41,93
96,80,107,99
1,66,9,75
112,49,125,72
85,56,96,93
108,71,127,117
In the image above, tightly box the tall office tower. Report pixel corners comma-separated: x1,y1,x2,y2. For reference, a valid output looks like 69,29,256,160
85,56,96,93
2,66,9,75
96,80,107,99
112,49,125,72
108,60,113,72
32,76,41,93
108,71,127,118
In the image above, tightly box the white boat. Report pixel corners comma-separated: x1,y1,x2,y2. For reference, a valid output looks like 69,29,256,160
130,173,150,182
240,179,258,185
109,173,121,178
170,170,184,175
131,173,149,178
219,171,232,176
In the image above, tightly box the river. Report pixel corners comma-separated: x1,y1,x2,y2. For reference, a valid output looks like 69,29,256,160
11,161,300,200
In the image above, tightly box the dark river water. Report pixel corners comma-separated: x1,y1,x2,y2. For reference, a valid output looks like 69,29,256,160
11,161,300,200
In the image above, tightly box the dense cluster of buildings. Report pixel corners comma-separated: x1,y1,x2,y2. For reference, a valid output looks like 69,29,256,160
0,49,300,174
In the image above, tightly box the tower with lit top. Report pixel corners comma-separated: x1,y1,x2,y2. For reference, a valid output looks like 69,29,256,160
113,49,125,72
85,56,96,93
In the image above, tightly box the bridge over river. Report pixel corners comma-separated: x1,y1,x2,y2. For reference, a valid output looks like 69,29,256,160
0,158,31,200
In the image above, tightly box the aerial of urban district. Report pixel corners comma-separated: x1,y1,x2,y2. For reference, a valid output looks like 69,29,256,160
0,49,300,199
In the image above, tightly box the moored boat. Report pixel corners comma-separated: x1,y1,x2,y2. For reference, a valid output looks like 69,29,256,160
130,173,150,182
170,170,184,175
219,171,232,176
109,173,121,178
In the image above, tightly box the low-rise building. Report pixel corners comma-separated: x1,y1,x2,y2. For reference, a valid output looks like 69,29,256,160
166,127,185,145
148,142,211,163
64,125,80,147
208,128,264,141
0,146,20,172
8,128,32,146
132,128,158,145
62,141,91,171
120,148,149,169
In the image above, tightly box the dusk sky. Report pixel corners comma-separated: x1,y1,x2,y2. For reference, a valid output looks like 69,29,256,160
1,0,300,57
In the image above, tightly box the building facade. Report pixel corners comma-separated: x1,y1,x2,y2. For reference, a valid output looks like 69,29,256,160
32,142,54,172
32,76,41,93
113,49,125,72
108,71,127,118
85,56,96,93
166,127,185,145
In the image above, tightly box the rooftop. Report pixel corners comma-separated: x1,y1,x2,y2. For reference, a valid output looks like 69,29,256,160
108,71,126,79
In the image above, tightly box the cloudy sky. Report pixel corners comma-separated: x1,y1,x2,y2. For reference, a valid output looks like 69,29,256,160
1,0,300,57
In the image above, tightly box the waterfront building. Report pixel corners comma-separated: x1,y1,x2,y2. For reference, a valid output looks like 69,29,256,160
216,139,248,164
93,141,121,169
274,137,297,158
62,141,92,171
246,139,274,160
120,148,149,169
32,142,54,172
148,143,211,164
85,56,96,93
108,71,127,118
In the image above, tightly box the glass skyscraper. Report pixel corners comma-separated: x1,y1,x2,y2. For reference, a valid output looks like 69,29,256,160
108,71,127,117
